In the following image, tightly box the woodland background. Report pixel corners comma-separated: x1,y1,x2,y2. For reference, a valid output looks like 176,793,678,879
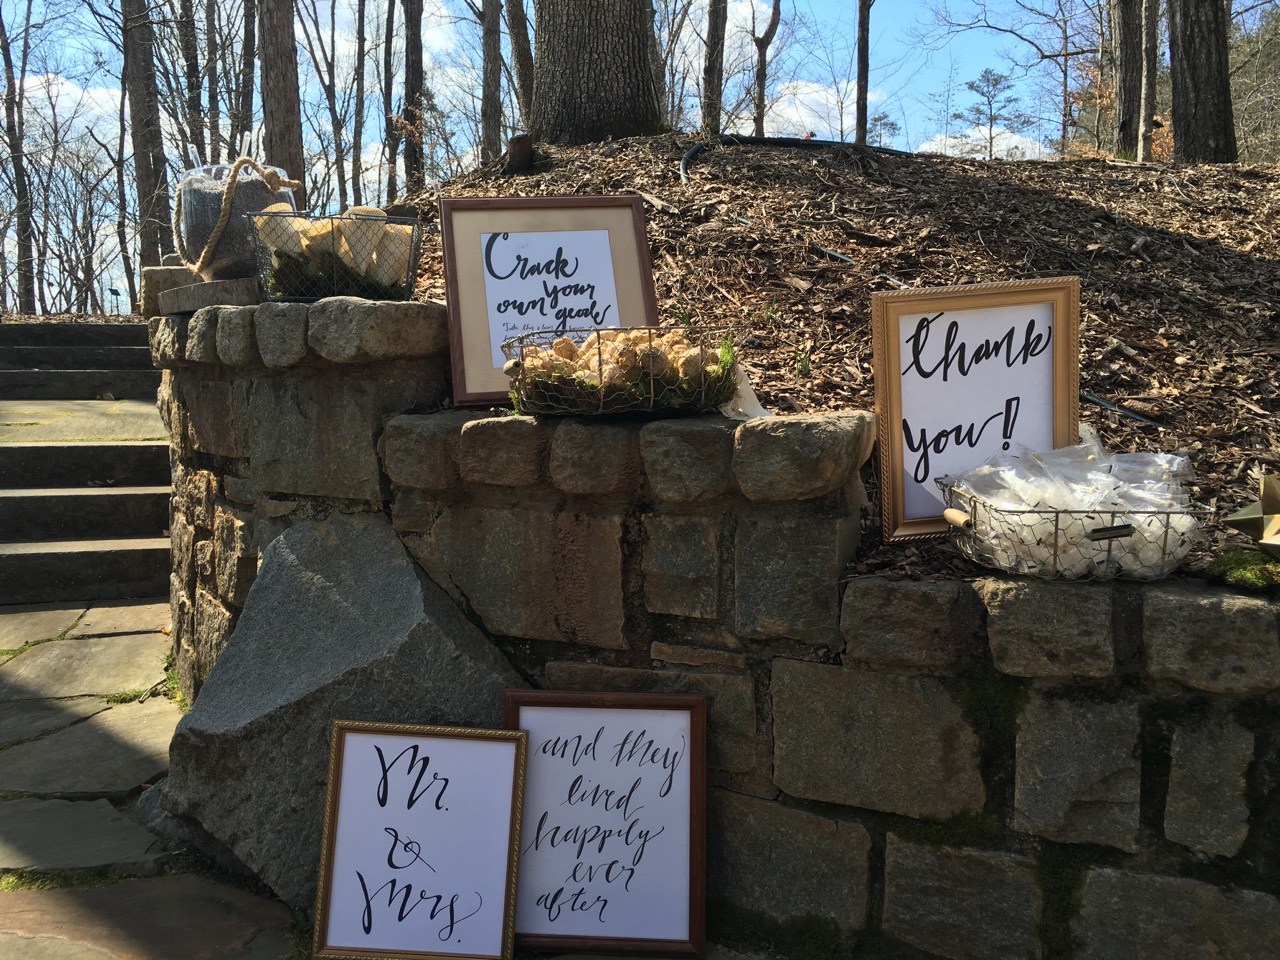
0,0,1278,317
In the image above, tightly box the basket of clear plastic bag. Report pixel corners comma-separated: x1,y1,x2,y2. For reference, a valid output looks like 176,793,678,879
938,437,1207,581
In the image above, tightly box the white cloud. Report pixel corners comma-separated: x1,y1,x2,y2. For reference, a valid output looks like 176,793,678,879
917,125,1049,160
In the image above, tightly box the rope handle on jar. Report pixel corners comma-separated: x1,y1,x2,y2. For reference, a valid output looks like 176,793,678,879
171,156,302,277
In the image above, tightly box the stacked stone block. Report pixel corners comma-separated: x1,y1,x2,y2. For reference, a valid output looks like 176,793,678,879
153,296,451,694
154,291,1280,959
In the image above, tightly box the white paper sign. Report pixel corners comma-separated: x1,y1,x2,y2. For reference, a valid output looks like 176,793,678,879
515,705,692,942
320,729,520,958
480,229,621,365
897,301,1056,520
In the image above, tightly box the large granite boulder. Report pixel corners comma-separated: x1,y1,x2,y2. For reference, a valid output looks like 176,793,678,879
162,512,525,912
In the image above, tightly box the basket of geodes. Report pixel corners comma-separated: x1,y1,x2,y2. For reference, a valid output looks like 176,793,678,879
501,326,738,415
247,206,421,302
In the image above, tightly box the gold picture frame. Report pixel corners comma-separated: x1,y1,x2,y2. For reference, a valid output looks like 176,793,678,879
872,277,1080,542
503,690,707,958
313,720,527,960
440,195,660,406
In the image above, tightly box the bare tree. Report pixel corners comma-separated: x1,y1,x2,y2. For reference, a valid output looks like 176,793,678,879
1136,0,1156,160
206,0,220,162
925,0,1103,154
1111,0,1141,156
381,0,401,200
0,0,36,312
297,0,351,210
702,0,727,134
855,0,873,143
259,0,307,204
461,0,502,163
529,0,662,143
122,0,175,265
351,0,366,205
402,0,425,191
1168,0,1237,161
751,0,782,135
233,0,256,154
505,0,535,123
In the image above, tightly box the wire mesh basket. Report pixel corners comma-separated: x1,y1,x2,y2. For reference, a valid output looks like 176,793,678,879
247,210,421,302
942,485,1205,581
501,326,738,415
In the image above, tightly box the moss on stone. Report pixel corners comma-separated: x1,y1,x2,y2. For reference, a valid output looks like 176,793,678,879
0,868,119,892
1036,843,1088,959
1204,550,1280,594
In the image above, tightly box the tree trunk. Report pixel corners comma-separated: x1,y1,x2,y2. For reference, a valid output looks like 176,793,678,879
1167,0,1237,162
1111,0,1142,157
122,0,176,267
297,0,349,210
351,0,365,205
855,0,872,144
529,0,662,144
701,0,727,135
234,0,257,155
0,1,36,313
752,0,781,137
383,0,400,200
259,0,307,205
206,0,220,163
480,0,503,163
1137,0,1157,161
402,0,425,191
178,0,205,163
505,0,535,123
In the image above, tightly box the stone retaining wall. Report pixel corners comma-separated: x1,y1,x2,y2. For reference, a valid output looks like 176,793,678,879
153,293,1280,959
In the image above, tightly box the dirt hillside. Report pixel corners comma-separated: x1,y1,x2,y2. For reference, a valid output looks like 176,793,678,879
413,134,1280,577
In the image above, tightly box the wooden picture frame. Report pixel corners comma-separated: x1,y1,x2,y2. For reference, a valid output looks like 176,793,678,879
872,277,1080,542
440,195,660,405
503,690,707,958
313,721,527,960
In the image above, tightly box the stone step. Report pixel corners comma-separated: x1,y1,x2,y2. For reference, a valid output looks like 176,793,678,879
0,441,171,488
0,322,149,348
0,369,162,400
0,486,170,540
0,345,155,371
0,537,170,605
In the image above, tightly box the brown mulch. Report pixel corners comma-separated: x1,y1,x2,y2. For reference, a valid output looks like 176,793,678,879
413,134,1280,579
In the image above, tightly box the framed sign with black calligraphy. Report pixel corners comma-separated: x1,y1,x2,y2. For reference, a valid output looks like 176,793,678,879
313,721,527,960
872,277,1080,541
440,195,660,405
503,690,707,957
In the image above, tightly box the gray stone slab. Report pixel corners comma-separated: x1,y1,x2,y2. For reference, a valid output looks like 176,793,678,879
1014,695,1140,851
0,798,164,870
163,512,525,912
69,599,170,638
0,698,108,748
1075,867,1280,959
772,659,985,820
0,603,86,649
0,874,292,960
0,400,165,442
0,698,180,796
1165,715,1254,857
156,278,262,317
0,933,116,959
708,789,870,931
0,634,171,700
882,835,1043,960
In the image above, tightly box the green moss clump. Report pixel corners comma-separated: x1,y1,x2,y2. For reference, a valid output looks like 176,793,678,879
1204,550,1280,594
0,868,119,892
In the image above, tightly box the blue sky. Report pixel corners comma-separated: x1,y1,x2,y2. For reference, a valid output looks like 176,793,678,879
780,0,1050,152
